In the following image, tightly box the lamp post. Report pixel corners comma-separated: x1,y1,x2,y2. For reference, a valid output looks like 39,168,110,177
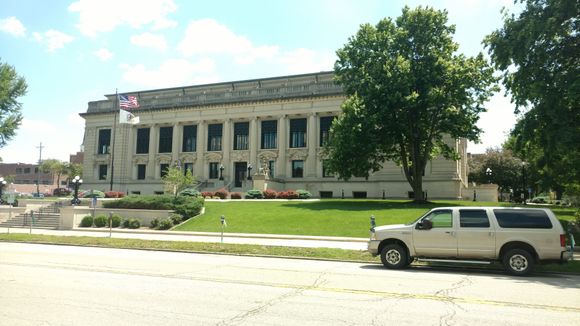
219,164,224,181
0,177,6,204
71,175,83,205
485,168,492,184
247,164,252,180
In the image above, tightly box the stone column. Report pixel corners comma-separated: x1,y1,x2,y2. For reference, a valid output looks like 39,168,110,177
222,119,231,180
195,121,205,179
249,117,258,168
147,125,157,179
306,112,317,178
276,115,287,178
172,123,180,164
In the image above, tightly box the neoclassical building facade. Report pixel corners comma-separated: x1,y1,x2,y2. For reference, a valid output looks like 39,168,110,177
80,71,469,198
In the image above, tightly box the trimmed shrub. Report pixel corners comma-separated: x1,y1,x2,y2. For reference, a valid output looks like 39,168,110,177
169,213,183,225
81,190,106,198
201,191,214,198
245,189,264,199
103,195,174,210
94,215,108,227
110,214,122,227
263,189,277,199
150,218,159,229
80,215,93,227
296,189,312,199
126,218,141,229
157,218,174,230
215,188,228,199
105,191,125,198
173,198,204,219
230,192,242,199
179,188,202,197
276,191,298,199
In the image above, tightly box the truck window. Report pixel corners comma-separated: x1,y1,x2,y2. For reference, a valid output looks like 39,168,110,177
459,209,490,228
423,210,453,228
493,209,552,229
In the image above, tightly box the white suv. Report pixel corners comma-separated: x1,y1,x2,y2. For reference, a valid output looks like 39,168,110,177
368,207,571,275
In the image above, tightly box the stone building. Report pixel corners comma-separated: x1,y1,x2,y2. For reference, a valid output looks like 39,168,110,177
79,71,469,198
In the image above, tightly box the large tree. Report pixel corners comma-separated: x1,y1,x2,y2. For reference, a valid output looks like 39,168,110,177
325,6,497,201
0,59,27,148
40,159,69,188
485,0,580,195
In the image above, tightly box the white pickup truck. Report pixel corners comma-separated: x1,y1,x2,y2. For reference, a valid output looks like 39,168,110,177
368,207,571,275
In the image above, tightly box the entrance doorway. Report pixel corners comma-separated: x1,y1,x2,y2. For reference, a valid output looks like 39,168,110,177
234,162,247,187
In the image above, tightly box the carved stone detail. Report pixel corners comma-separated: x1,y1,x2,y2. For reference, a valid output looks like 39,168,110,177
287,149,308,160
204,152,223,162
155,154,172,164
132,155,149,164
179,154,197,163
230,151,249,162
257,150,278,161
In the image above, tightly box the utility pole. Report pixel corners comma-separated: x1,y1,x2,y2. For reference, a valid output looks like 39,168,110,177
36,142,44,196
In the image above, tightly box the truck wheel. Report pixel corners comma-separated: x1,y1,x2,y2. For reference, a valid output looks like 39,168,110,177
503,248,535,276
380,244,408,269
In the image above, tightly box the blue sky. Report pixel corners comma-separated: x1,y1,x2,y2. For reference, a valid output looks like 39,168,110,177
0,0,519,164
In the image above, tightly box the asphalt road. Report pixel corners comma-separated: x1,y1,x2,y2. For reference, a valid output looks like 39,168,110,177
1,242,579,326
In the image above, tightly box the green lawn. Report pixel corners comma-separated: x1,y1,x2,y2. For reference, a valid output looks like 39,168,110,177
173,199,579,238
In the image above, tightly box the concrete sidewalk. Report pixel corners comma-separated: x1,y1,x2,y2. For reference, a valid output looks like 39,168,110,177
0,227,369,251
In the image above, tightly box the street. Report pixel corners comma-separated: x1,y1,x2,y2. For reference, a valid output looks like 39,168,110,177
1,242,579,326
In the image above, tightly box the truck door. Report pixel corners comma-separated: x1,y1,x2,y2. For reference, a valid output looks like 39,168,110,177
412,209,457,257
457,209,495,259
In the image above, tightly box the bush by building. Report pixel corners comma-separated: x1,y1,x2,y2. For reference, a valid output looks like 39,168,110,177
157,218,174,230
93,215,108,227
80,215,93,227
178,188,202,197
245,189,264,199
296,189,312,199
230,192,242,199
105,191,125,198
263,189,277,199
214,188,228,199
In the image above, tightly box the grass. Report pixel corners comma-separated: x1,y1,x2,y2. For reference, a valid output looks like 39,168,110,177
1,233,578,274
173,199,578,238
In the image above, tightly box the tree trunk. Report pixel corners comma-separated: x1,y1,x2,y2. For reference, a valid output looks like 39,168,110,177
412,174,426,203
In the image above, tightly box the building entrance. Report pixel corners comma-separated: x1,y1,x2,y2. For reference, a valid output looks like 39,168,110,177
234,162,247,187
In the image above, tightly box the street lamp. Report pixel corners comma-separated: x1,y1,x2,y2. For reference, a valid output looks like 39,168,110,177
0,177,6,204
247,164,252,180
485,168,492,184
219,164,224,180
71,175,83,205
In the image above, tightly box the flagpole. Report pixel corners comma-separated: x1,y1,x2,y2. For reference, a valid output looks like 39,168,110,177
110,89,118,191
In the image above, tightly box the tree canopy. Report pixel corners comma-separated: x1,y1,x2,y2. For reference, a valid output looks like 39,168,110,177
0,59,27,148
162,165,196,197
485,0,579,194
325,6,497,201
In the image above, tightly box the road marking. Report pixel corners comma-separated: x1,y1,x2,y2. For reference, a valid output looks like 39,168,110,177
4,260,580,314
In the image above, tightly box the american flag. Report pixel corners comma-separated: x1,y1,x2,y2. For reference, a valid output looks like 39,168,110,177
119,94,139,109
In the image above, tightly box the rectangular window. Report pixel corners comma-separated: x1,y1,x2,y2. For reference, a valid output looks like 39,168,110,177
160,163,169,178
459,210,490,228
136,128,150,154
137,164,146,180
184,163,193,175
15,168,22,174
322,160,334,178
289,118,306,148
182,125,197,152
24,167,31,174
292,160,304,178
319,116,334,146
98,129,111,154
98,164,107,180
493,209,552,229
208,124,222,151
234,122,249,150
261,120,277,149
268,160,275,178
209,162,219,179
158,126,173,153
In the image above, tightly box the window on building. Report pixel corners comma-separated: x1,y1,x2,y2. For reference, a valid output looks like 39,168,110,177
15,168,22,174
136,128,150,154
99,164,108,180
137,164,146,180
234,122,249,150
160,163,169,178
208,124,222,151
158,126,173,153
290,118,306,148
292,160,304,178
184,163,193,176
268,160,275,178
182,125,197,152
24,167,31,174
98,129,111,154
209,162,219,179
322,160,334,178
261,120,277,149
319,116,335,146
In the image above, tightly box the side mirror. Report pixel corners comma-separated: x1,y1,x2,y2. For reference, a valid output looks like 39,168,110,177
417,219,433,230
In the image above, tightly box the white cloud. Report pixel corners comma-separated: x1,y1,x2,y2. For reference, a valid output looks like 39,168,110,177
277,48,335,74
32,30,74,52
130,32,167,51
0,16,26,37
68,0,177,37
120,58,218,88
94,48,113,61
177,19,279,65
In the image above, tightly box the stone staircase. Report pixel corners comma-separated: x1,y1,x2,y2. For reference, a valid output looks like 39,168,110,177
0,202,62,229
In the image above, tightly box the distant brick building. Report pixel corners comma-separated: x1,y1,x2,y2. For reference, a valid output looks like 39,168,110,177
69,151,84,165
0,163,57,195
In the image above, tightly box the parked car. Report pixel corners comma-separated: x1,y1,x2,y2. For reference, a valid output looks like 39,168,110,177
368,207,571,276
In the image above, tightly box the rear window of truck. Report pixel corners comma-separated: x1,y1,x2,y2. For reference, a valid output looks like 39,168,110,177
493,209,552,229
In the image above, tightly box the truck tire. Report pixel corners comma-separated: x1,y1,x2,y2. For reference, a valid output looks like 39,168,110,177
380,244,408,269
503,248,535,276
